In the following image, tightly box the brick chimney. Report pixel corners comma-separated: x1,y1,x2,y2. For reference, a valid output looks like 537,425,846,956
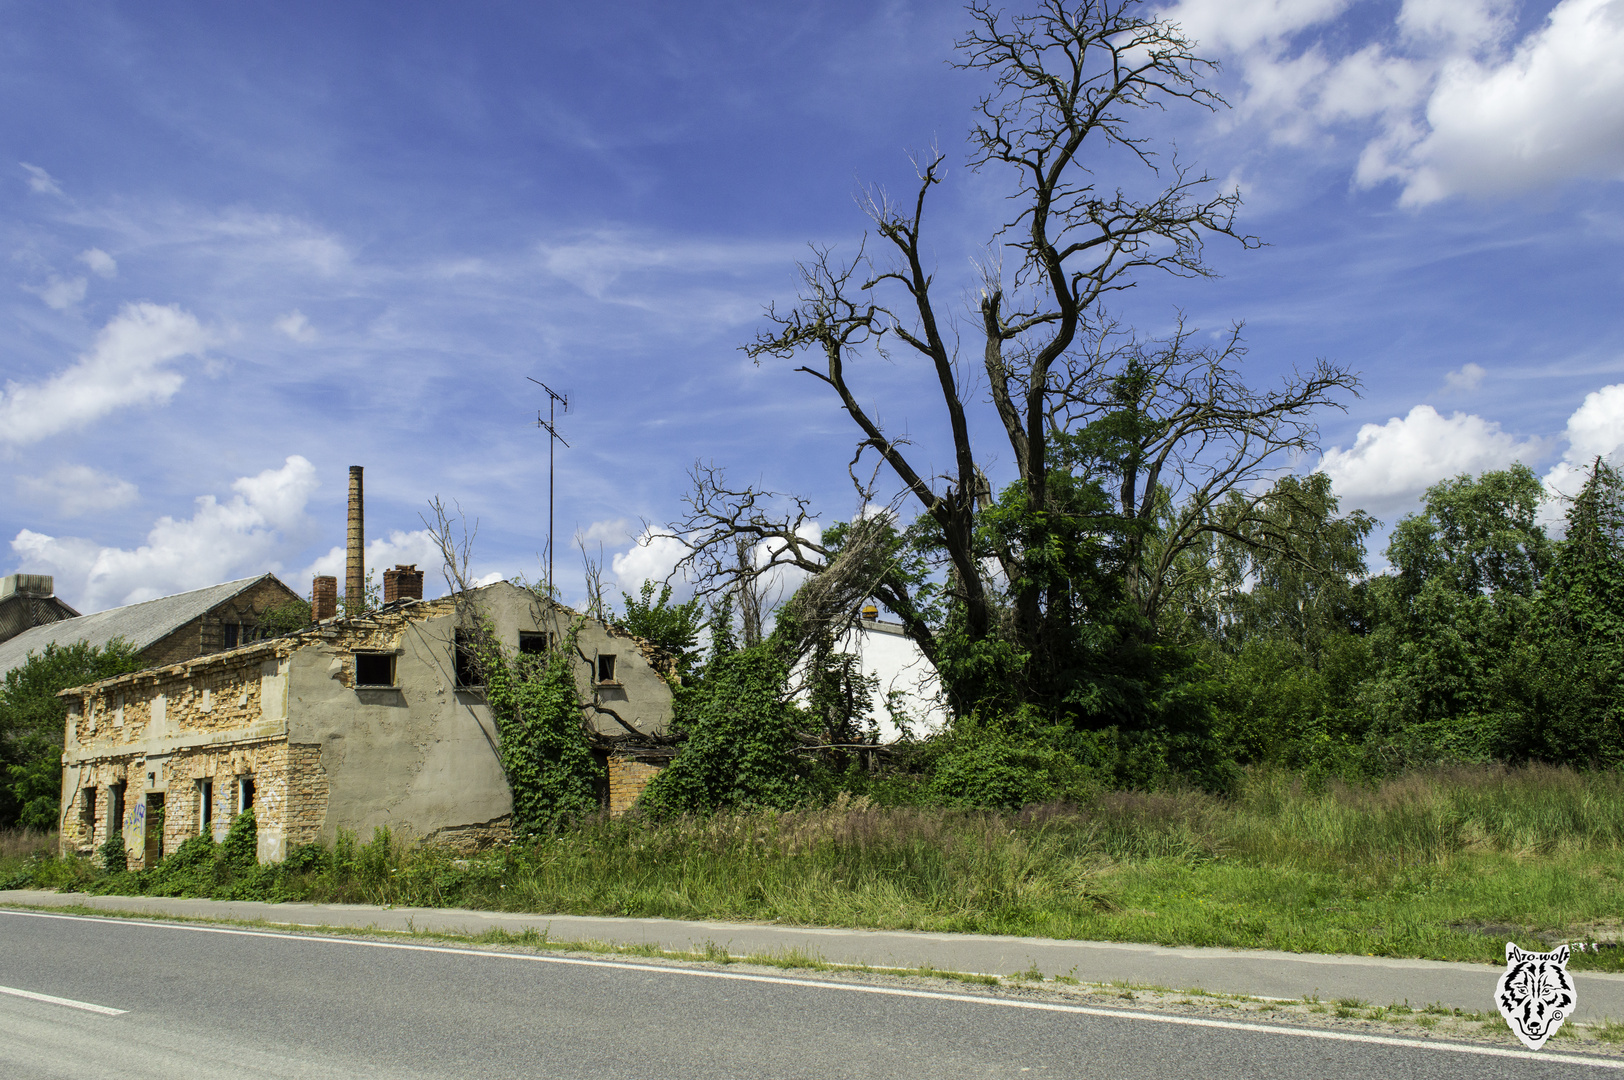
383,564,424,605
346,466,364,611
311,576,338,622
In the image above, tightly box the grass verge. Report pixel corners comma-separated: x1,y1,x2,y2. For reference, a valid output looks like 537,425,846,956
7,765,1624,969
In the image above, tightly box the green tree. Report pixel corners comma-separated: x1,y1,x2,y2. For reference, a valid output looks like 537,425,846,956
1363,466,1552,766
0,639,145,827
615,580,704,681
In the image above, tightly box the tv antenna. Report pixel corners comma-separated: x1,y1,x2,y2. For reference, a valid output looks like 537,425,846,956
528,377,569,593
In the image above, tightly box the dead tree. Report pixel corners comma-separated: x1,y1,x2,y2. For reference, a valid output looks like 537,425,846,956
660,1,1356,704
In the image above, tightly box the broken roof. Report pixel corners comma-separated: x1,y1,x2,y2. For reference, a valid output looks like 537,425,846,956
0,574,286,679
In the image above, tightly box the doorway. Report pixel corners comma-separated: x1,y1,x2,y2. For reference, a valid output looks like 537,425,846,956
143,792,165,866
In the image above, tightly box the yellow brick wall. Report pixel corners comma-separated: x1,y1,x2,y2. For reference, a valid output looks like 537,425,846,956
607,756,663,816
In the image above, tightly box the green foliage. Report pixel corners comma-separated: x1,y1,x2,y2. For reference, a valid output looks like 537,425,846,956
260,597,314,635
0,638,144,827
616,580,704,680
98,831,127,873
638,639,807,816
476,620,602,834
219,808,257,871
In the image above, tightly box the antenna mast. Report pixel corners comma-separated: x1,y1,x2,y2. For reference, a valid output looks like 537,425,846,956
528,377,569,593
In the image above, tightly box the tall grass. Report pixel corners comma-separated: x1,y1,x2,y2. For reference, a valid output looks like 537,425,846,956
7,766,1624,964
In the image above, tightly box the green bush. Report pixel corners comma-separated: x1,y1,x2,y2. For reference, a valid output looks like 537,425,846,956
219,809,257,871
98,832,127,873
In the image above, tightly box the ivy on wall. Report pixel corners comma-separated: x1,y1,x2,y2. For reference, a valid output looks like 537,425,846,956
474,620,603,834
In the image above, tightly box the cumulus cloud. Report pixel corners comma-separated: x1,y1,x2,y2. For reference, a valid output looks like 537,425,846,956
610,527,691,591
1166,0,1624,203
15,465,138,517
1544,382,1624,499
299,529,453,598
274,309,318,343
1316,404,1542,516
1384,0,1624,204
10,456,318,611
19,162,63,196
1444,362,1486,392
0,302,212,445
79,248,117,278
24,275,87,310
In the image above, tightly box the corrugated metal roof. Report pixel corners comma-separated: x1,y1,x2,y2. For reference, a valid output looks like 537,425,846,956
0,575,279,678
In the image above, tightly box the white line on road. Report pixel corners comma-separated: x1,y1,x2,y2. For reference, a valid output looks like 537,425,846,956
0,983,126,1016
4,908,1617,1068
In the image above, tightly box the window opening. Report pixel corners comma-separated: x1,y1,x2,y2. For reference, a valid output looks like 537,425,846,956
109,784,125,837
518,631,551,655
238,776,255,815
596,654,617,684
454,630,481,688
199,780,213,835
355,652,395,687
224,623,239,649
81,788,97,840
144,793,165,865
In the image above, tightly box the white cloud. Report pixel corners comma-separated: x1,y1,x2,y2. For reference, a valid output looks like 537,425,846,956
1544,382,1624,500
610,527,690,591
25,275,87,310
299,529,452,597
1388,0,1624,204
274,309,318,343
1316,404,1542,515
1397,0,1513,50
1159,0,1353,54
0,302,212,445
10,456,318,611
1174,0,1624,203
15,465,138,517
79,248,117,278
1444,362,1486,392
20,162,63,196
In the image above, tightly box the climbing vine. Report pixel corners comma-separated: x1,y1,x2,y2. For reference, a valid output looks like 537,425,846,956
474,619,603,835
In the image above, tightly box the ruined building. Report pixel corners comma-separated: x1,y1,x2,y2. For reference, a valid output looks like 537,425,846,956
56,466,674,867
0,574,303,681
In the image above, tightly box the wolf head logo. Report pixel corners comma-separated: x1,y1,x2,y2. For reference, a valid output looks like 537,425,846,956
1496,943,1575,1050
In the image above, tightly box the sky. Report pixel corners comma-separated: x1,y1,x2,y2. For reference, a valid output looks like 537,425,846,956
3,0,1623,614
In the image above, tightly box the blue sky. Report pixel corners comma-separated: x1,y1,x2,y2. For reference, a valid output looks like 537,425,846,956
3,0,1623,613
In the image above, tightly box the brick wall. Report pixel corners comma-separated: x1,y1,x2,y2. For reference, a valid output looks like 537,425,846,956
607,756,664,816
285,742,329,847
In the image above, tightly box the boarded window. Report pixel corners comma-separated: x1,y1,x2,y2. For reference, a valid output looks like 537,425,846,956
596,654,617,684
355,652,395,687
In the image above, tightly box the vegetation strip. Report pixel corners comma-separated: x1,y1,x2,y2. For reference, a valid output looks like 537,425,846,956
3,907,1618,1069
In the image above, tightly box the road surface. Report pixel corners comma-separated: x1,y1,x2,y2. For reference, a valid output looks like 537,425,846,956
0,908,1613,1078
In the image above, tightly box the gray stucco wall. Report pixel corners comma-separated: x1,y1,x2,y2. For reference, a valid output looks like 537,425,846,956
286,582,672,843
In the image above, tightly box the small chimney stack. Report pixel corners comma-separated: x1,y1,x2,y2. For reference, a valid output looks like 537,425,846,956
346,466,365,612
311,576,338,622
383,564,423,605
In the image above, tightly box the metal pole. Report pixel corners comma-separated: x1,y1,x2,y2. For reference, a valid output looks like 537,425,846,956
528,378,569,597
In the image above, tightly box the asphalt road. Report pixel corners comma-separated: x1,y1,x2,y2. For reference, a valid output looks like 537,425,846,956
0,909,1614,1079
10,889,1624,1020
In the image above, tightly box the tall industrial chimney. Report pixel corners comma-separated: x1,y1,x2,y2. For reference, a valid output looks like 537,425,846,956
346,466,364,612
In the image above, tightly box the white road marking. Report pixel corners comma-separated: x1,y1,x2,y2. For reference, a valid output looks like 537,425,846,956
4,907,1619,1068
0,982,126,1016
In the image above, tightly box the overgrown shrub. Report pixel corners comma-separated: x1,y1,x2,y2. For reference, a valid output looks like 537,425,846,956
638,641,807,816
98,832,126,873
219,809,257,871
